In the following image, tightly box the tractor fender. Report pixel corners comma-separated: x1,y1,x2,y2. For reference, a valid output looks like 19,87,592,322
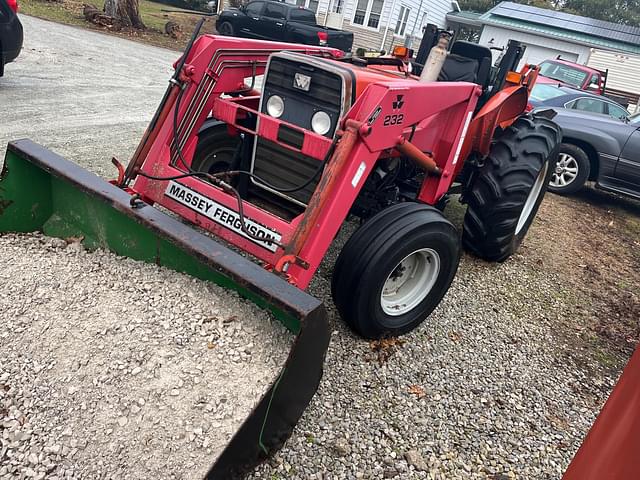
458,85,529,164
198,117,226,134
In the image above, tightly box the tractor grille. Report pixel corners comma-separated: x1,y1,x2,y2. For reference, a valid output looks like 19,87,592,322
251,52,351,206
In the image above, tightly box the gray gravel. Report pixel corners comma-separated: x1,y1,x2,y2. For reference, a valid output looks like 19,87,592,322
1,16,174,177
243,219,617,480
1,16,619,480
0,233,290,479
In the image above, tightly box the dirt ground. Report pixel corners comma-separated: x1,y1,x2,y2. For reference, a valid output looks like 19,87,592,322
526,187,640,370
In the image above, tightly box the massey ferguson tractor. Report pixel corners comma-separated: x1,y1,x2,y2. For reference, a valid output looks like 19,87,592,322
0,22,560,477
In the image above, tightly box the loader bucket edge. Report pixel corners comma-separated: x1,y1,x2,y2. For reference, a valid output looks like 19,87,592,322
0,139,331,479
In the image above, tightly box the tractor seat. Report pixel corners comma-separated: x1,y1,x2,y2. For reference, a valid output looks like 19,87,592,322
438,41,492,88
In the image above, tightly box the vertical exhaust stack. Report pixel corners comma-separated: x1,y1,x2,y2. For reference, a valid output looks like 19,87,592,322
419,33,450,83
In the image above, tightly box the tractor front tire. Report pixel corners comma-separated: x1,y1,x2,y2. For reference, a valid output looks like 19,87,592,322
462,114,561,262
332,203,460,339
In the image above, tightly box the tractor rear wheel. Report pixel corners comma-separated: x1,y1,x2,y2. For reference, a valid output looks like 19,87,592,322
191,122,240,174
332,203,460,339
462,114,561,262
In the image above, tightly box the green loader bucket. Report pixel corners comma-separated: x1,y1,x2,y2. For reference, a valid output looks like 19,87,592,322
0,139,329,479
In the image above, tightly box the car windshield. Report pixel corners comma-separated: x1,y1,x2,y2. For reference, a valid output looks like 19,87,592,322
289,8,316,23
538,61,589,88
630,113,640,125
530,84,566,102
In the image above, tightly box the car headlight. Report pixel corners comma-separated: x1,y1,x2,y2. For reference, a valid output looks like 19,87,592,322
266,95,285,118
311,111,331,135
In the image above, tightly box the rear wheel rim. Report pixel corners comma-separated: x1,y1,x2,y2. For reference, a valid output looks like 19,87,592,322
550,153,579,189
380,248,441,317
516,161,549,235
194,146,235,174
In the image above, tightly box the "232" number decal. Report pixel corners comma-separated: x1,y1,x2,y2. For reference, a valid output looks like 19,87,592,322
383,114,404,126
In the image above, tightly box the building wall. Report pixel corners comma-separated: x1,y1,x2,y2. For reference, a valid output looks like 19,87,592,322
317,0,449,53
588,49,640,113
587,49,640,95
479,25,592,66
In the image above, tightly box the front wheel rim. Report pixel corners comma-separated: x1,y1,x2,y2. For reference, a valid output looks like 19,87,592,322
380,248,441,317
550,153,579,189
515,161,549,235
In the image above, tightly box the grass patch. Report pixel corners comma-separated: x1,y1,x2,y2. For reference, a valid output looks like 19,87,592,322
19,0,218,50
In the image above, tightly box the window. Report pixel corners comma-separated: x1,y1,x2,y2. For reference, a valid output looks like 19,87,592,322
538,60,588,89
295,0,318,13
290,7,316,22
394,5,410,36
330,0,344,14
589,74,599,87
264,3,286,19
352,0,384,29
530,84,566,102
245,2,264,16
607,103,630,121
572,98,606,115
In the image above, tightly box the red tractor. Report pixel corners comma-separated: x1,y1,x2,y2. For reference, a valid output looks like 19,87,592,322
0,23,561,477
116,30,560,339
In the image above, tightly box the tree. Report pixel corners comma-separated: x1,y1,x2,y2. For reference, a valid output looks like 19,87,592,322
104,0,145,29
563,0,640,25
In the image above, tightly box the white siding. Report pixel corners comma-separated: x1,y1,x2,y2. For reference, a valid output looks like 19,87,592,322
479,25,591,67
330,0,449,52
587,49,640,96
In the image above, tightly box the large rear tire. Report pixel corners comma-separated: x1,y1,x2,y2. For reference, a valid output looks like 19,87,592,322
191,122,240,174
332,203,460,339
462,114,561,262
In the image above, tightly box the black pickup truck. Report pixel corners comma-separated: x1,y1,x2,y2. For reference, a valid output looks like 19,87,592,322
216,0,353,52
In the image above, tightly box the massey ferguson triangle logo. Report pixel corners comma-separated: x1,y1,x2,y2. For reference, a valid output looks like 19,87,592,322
392,95,405,110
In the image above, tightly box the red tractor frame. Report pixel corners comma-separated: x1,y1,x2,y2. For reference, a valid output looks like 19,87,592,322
118,33,560,338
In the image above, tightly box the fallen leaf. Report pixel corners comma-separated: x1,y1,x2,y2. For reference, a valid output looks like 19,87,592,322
368,337,405,365
207,341,216,349
408,384,426,399
449,331,462,342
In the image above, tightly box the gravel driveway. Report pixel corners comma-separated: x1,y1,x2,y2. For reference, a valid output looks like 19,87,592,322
1,16,174,176
1,16,631,480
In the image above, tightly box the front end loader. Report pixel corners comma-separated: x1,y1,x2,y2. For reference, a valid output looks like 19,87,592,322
0,23,560,477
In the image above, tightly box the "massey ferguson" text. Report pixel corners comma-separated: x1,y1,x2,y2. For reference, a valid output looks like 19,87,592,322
165,181,282,252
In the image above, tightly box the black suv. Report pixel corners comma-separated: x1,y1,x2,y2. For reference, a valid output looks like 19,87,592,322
0,0,22,77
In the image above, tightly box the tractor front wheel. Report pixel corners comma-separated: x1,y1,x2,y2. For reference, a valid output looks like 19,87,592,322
332,203,460,339
462,114,561,262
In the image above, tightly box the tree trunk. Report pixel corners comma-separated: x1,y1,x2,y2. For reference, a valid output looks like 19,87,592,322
104,0,145,29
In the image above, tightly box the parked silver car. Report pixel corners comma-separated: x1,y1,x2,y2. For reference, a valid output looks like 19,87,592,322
546,108,640,199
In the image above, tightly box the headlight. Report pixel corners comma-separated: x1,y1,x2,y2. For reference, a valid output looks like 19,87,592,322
266,95,284,118
311,111,331,135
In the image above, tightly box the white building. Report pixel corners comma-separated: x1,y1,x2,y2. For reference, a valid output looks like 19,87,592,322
287,0,452,53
